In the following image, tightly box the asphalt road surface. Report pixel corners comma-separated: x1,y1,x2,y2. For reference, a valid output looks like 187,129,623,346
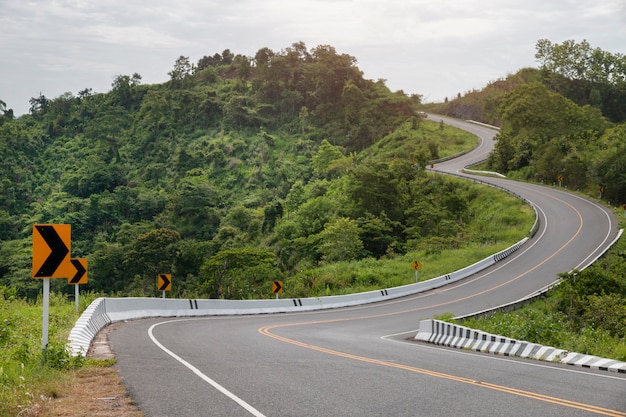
110,117,625,417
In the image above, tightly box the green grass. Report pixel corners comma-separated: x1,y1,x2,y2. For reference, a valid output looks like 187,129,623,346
457,298,626,362
368,118,479,161
0,290,102,416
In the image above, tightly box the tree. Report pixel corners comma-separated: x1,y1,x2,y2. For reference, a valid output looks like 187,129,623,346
170,176,221,240
495,81,608,180
221,49,234,65
233,55,252,85
124,228,181,294
262,201,283,232
346,159,408,222
61,156,124,197
111,73,142,108
200,247,279,299
254,47,274,68
293,195,337,237
591,124,626,204
535,38,626,85
168,55,194,87
535,39,626,122
0,100,14,125
317,217,363,262
215,205,264,247
90,241,127,292
535,39,593,81
311,139,346,178
223,95,266,128
197,52,224,70
29,93,49,114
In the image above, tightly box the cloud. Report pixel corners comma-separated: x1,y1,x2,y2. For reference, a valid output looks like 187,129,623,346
1,0,625,115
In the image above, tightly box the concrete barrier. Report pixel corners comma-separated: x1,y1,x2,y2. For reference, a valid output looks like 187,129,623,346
68,238,528,356
67,297,109,356
415,319,626,373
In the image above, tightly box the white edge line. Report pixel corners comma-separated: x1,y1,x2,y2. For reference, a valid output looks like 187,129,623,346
148,319,267,417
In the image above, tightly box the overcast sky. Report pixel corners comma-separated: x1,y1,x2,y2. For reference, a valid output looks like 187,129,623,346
2,0,625,116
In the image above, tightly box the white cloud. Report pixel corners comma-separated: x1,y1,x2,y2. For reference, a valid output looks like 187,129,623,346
1,0,625,115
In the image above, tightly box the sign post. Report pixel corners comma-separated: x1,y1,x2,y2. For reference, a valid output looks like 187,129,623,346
32,224,73,350
411,260,423,282
42,278,50,350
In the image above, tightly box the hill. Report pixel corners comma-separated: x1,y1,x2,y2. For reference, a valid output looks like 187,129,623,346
428,39,626,127
0,42,530,300
3,39,624,301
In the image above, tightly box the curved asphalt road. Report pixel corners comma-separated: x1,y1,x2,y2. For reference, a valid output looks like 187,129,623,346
110,117,625,417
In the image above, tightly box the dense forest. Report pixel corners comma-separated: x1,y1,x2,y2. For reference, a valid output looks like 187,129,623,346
1,39,625,303
0,42,498,300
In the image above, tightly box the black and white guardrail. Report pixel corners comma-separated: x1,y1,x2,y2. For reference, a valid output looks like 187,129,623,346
415,319,626,373
68,238,528,356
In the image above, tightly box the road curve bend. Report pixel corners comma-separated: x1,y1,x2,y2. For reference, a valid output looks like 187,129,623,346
109,117,625,417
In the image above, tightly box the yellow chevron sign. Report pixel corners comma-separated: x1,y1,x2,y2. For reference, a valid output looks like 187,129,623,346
32,224,73,279
158,274,172,291
272,281,283,294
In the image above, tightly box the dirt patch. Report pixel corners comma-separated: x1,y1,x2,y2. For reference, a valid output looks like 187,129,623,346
24,323,144,417
32,367,144,417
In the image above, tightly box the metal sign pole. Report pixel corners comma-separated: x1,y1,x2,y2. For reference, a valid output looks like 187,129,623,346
75,284,79,312
42,278,50,350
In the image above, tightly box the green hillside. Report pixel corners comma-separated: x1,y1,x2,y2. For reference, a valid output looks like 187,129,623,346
0,42,533,301
2,39,625,303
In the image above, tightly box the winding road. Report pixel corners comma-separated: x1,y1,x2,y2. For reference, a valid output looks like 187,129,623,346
109,116,625,417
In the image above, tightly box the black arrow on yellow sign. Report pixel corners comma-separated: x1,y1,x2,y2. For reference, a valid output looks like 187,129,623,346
272,281,283,294
32,224,72,278
158,274,172,291
69,258,88,284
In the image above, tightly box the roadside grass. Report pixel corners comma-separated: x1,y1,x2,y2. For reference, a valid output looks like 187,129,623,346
368,118,479,161
0,290,103,416
457,297,626,362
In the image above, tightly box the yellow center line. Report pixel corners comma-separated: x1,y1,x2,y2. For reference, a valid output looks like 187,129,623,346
259,323,625,416
257,189,626,415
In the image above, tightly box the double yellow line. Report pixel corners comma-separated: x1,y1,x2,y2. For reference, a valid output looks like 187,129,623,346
259,321,625,416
